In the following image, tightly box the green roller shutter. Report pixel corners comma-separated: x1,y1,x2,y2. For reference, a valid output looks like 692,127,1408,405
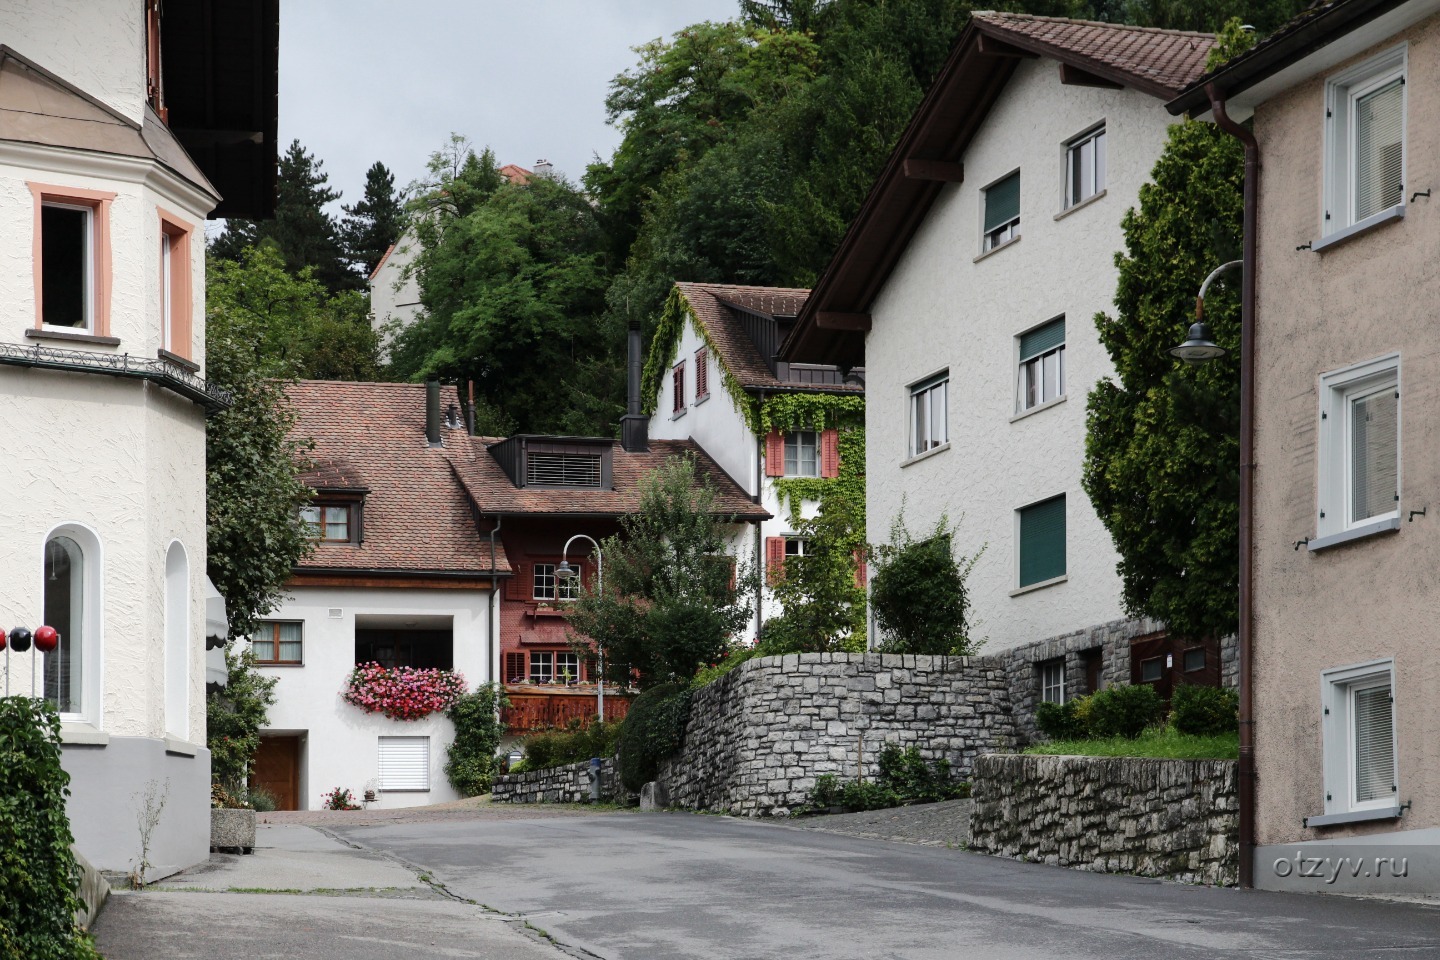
1019,495,1066,587
1020,318,1065,361
984,172,1020,232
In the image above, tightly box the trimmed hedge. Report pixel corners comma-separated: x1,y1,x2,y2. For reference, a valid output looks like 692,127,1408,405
1170,683,1240,736
0,697,99,959
615,683,692,792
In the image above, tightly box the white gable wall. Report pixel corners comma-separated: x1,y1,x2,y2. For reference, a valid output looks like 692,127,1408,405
865,58,1176,651
369,229,423,345
0,0,148,123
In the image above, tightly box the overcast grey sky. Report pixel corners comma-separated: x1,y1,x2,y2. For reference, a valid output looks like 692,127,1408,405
281,0,740,211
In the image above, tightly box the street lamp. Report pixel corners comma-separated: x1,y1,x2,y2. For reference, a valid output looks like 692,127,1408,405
1169,260,1241,363
556,533,604,721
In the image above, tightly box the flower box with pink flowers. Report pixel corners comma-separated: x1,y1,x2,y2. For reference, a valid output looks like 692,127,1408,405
341,662,467,721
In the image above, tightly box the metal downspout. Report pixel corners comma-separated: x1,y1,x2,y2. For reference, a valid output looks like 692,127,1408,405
488,515,502,690
754,390,767,642
1207,82,1258,890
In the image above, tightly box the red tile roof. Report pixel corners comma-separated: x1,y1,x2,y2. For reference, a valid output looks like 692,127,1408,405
675,282,863,393
367,242,396,282
498,163,533,185
449,436,769,520
286,381,510,576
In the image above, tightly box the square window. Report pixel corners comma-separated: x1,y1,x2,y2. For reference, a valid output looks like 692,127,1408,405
1182,648,1206,673
1322,660,1397,814
909,373,948,457
1139,657,1163,683
1065,126,1106,208
556,652,580,683
529,650,555,682
1040,659,1065,704
1017,495,1065,588
1325,47,1406,235
1318,355,1399,537
983,171,1020,251
1017,318,1065,412
784,431,819,477
251,621,303,665
301,503,354,543
785,537,807,558
533,563,557,601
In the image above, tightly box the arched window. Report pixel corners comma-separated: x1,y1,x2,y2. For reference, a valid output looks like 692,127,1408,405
42,535,84,714
165,541,189,739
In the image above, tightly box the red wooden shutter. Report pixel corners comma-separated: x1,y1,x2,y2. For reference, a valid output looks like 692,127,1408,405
505,652,526,683
695,347,709,398
672,362,686,412
820,429,840,478
765,536,786,585
853,547,868,589
765,430,785,477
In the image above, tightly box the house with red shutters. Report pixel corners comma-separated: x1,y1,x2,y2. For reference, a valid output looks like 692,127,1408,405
646,282,866,636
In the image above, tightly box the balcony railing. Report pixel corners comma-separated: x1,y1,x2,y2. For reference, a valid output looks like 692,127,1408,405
502,686,630,733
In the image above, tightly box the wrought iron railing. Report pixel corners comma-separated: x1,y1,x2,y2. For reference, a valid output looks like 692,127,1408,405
0,341,232,410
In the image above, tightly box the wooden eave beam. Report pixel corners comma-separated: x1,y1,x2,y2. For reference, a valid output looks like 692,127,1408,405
976,34,1040,59
902,159,964,183
816,312,872,332
1059,63,1124,89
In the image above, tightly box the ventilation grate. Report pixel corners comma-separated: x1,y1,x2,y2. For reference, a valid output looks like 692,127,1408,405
526,453,602,487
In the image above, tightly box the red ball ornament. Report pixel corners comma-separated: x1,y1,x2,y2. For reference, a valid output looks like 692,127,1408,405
33,626,59,653
0,630,6,651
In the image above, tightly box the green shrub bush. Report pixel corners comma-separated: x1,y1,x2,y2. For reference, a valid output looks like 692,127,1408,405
616,683,693,792
0,697,101,960
1170,683,1239,736
805,743,968,812
1086,684,1164,739
445,684,507,797
520,719,622,771
1035,697,1092,741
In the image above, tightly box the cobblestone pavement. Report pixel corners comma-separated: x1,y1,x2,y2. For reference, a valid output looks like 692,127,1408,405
260,795,631,827
784,798,972,847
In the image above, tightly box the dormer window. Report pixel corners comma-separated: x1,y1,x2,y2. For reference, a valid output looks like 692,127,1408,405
526,452,603,488
301,503,354,543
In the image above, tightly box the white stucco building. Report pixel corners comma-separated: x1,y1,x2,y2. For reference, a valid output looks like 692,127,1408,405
647,283,864,636
785,15,1217,666
0,0,277,876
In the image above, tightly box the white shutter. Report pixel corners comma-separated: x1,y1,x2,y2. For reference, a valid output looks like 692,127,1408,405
378,736,430,791
1352,683,1394,804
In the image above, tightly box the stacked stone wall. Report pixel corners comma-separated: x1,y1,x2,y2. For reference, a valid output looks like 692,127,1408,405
492,757,620,804
658,653,1016,817
969,754,1238,885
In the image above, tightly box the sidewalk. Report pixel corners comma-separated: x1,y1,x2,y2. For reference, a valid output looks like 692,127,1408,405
91,822,567,959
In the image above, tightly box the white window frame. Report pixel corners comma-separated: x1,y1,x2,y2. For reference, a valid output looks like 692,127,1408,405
160,231,172,351
982,170,1021,252
1321,659,1397,816
1015,318,1066,414
40,523,104,727
908,371,948,458
555,651,580,683
377,736,430,792
40,201,95,333
1040,659,1065,704
1315,354,1399,543
1064,123,1106,209
529,650,555,682
1323,46,1406,238
784,536,808,558
784,430,819,478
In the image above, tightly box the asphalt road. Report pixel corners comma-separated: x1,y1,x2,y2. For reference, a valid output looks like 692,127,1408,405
331,811,1440,960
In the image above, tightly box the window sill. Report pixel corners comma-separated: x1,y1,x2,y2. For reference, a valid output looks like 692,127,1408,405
694,393,710,406
901,442,950,468
255,661,304,668
1311,204,1405,253
1010,574,1068,597
1305,805,1402,828
26,327,120,347
164,736,200,757
158,348,200,372
1011,394,1067,423
59,722,108,746
973,236,1020,264
1053,189,1107,221
670,408,687,421
1307,516,1400,552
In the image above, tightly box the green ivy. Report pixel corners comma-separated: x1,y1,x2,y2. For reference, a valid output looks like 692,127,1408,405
444,684,508,797
0,698,101,960
754,391,863,435
641,287,753,418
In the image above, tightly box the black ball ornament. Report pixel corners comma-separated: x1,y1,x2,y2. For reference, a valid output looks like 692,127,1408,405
8,626,32,653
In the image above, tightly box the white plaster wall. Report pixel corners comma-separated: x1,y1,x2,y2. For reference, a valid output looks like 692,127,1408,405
369,230,422,343
0,0,147,123
865,59,1177,652
259,586,498,810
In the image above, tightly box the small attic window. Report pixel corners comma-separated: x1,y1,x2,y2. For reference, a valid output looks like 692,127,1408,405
527,452,603,488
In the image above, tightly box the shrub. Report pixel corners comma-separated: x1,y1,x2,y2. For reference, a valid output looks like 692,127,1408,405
445,684,506,797
805,743,968,812
207,643,277,797
691,645,757,687
1035,696,1091,741
1170,683,1239,736
321,787,360,811
616,682,693,792
1086,684,1164,739
0,697,102,960
811,774,842,809
870,512,980,655
248,787,278,813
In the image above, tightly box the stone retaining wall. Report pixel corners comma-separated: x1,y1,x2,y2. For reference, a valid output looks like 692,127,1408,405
969,754,1238,885
658,653,1016,817
492,757,620,804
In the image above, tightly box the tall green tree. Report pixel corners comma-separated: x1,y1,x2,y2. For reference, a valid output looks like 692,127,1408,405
340,161,405,276
567,456,756,690
211,140,359,293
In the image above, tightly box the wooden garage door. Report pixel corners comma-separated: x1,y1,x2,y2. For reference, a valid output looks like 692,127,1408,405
252,735,300,811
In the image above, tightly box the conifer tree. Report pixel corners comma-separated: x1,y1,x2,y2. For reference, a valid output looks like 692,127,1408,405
340,161,405,276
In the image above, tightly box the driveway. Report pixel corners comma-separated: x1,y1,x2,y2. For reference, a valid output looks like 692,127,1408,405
329,809,1440,960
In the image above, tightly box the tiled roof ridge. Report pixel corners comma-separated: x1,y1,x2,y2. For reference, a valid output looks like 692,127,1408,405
368,242,396,281
680,280,812,296
971,11,1214,39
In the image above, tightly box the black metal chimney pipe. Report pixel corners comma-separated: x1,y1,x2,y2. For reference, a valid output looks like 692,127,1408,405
620,322,649,453
425,380,442,447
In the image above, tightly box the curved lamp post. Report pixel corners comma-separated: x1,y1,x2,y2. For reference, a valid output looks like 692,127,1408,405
556,534,604,720
1169,259,1241,363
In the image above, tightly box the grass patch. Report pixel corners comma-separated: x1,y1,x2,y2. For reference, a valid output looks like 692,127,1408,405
1024,725,1238,760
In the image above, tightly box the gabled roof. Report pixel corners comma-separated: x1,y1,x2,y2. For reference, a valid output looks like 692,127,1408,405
287,381,511,577
0,46,219,203
448,436,770,520
499,163,534,185
782,13,1215,367
368,243,397,282
674,282,863,394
